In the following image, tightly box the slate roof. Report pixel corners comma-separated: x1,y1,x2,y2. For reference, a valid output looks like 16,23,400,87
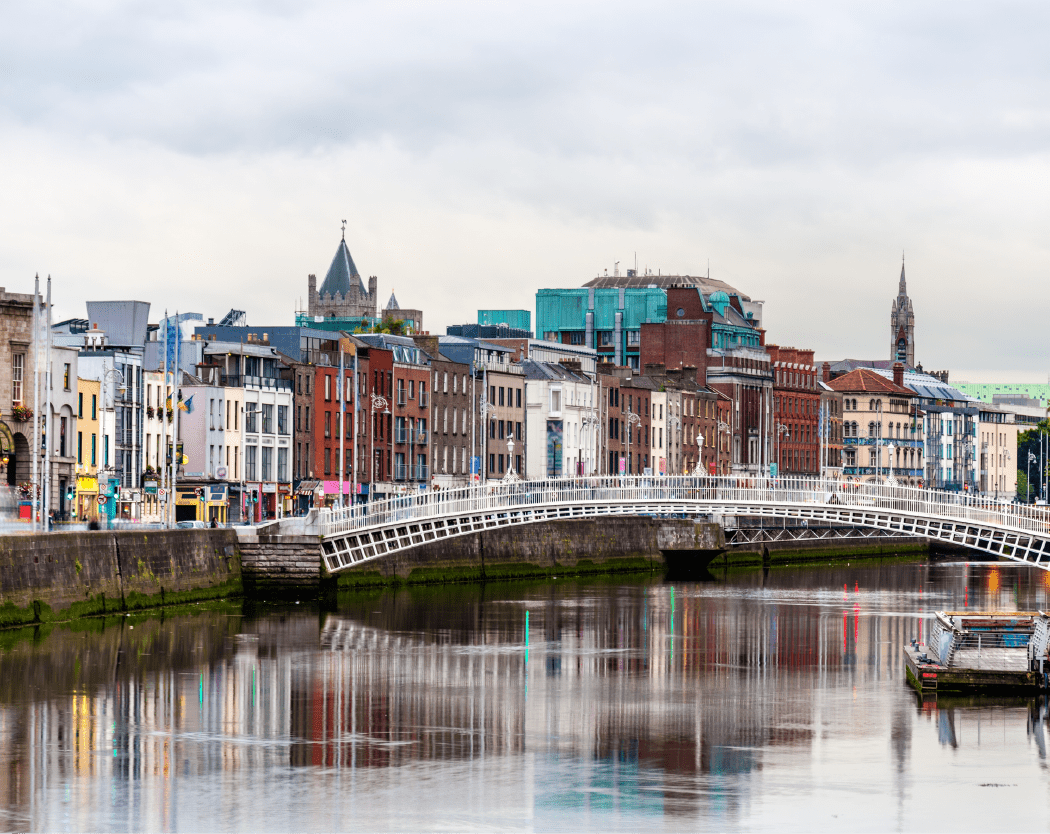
827,368,914,396
319,239,365,297
518,359,590,384
386,291,400,310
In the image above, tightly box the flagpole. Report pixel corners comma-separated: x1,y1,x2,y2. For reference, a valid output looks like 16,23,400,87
338,343,345,509
171,314,180,527
351,348,358,515
30,275,40,532
43,277,53,527
160,311,169,527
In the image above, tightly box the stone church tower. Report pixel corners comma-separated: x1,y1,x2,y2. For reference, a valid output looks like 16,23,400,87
889,259,915,367
307,229,378,319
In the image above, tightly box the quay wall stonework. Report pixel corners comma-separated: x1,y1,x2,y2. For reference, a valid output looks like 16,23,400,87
0,529,241,625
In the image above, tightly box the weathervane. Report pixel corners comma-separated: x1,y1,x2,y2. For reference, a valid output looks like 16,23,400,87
341,219,347,240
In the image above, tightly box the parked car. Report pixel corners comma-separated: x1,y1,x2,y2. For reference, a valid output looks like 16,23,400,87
175,520,208,529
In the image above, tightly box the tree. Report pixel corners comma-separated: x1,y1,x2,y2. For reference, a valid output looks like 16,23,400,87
355,316,408,336
1017,418,1049,502
1017,469,1030,502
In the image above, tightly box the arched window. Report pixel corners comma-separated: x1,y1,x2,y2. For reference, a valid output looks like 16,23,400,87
869,399,876,411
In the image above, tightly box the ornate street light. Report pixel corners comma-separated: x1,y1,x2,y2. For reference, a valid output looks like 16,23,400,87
504,436,520,482
625,409,641,476
717,420,731,475
370,391,390,500
776,422,790,479
479,395,495,483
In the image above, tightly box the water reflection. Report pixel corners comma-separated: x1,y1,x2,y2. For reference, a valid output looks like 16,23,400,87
0,562,1049,830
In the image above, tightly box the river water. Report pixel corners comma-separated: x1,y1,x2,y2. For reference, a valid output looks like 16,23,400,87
2,558,1050,831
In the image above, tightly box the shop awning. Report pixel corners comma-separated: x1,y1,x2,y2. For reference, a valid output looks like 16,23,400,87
296,480,322,495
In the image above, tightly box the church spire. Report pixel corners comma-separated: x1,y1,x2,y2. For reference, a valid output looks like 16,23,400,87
899,252,907,296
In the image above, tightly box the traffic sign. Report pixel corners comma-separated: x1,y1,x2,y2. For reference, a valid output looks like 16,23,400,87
96,495,107,506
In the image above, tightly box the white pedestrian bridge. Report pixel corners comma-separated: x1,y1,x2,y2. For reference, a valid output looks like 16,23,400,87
314,475,1050,575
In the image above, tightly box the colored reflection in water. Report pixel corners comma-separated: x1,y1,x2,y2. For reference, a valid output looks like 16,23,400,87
0,561,1048,830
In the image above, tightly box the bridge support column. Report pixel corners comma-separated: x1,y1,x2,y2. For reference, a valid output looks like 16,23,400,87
657,520,726,576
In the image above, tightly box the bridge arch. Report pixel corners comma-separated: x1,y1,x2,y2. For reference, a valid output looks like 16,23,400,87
316,476,1050,574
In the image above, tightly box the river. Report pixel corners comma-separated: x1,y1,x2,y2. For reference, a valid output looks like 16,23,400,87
1,558,1049,831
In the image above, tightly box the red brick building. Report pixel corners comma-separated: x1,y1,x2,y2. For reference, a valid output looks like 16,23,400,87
767,344,820,476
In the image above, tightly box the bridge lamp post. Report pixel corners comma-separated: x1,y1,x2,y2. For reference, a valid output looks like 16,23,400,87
625,409,641,476
100,365,127,528
776,422,789,480
886,442,896,486
504,437,520,481
370,391,389,503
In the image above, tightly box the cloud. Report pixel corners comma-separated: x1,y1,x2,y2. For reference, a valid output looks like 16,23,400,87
0,0,1047,374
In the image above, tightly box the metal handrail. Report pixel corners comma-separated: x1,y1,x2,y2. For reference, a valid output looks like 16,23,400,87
320,474,1050,542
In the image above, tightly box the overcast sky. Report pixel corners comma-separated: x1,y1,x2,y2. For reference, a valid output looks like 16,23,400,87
2,0,1047,380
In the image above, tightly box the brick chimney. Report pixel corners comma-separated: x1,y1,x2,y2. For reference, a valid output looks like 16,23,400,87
822,362,831,384
892,362,904,388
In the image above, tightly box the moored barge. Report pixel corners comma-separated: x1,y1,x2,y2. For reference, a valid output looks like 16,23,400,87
905,611,1050,694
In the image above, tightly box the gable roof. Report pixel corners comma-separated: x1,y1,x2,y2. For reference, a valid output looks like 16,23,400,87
319,239,365,298
827,367,914,396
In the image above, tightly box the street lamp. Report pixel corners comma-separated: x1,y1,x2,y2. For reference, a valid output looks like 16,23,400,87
479,395,495,483
668,415,681,476
581,413,599,476
100,365,126,527
776,422,789,479
886,442,896,485
1028,451,1036,504
504,436,520,481
625,409,641,476
717,420,731,475
370,391,390,502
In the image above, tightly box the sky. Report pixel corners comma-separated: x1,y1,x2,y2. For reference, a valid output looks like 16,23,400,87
1,0,1048,380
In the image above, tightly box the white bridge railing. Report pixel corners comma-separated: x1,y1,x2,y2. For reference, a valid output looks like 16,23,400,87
320,475,1050,540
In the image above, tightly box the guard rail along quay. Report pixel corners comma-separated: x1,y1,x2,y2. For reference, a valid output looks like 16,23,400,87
309,475,1050,575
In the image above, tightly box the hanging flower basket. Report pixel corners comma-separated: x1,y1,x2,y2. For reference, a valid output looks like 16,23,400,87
146,405,156,419
12,405,32,422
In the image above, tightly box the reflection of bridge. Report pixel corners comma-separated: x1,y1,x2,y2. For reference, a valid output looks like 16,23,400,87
315,476,1050,574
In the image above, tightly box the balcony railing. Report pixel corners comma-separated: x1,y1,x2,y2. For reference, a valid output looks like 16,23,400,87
413,464,429,481
416,430,428,445
397,390,407,406
419,392,428,407
220,374,292,391
394,463,410,481
395,427,409,444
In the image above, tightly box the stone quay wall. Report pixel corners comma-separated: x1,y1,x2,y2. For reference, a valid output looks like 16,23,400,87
0,529,241,626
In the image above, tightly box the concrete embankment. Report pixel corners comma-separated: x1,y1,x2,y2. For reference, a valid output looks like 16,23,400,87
0,529,241,628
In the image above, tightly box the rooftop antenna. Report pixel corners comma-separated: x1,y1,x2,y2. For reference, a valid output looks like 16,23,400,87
707,259,710,280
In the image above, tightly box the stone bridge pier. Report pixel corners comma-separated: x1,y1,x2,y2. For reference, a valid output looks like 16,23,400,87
656,519,727,575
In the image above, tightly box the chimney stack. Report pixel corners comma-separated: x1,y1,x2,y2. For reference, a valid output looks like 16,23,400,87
893,362,904,388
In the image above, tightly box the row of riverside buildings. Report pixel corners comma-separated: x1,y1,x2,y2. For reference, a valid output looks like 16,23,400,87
5,241,1040,525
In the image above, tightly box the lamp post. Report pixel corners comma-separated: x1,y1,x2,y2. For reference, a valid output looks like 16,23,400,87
504,437,520,481
100,364,126,528
776,422,789,479
886,442,896,485
370,390,389,503
479,395,495,483
717,420,731,475
1028,451,1036,504
625,409,641,476
581,413,599,476
668,415,681,476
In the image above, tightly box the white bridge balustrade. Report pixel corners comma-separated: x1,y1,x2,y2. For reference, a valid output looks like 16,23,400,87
316,476,1050,575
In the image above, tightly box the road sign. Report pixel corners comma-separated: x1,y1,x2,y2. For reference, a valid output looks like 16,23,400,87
216,466,228,479
159,488,167,499
96,495,107,506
